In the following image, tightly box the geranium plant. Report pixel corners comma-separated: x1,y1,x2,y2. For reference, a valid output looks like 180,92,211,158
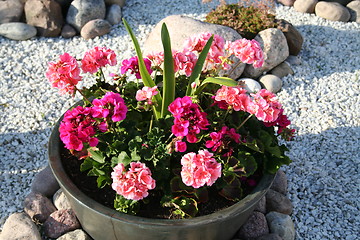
46,19,294,218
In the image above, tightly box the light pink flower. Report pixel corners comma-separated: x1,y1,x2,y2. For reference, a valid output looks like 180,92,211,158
136,86,159,104
250,89,282,122
81,47,117,74
173,51,198,76
111,162,156,201
146,51,164,66
214,85,252,112
46,52,82,95
180,150,221,188
226,39,264,68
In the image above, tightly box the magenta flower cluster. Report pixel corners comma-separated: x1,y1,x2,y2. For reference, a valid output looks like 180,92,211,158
59,92,127,152
81,46,117,74
205,126,241,157
168,96,209,150
120,56,153,79
111,162,156,201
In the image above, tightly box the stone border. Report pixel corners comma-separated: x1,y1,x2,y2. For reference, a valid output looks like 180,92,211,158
0,167,295,240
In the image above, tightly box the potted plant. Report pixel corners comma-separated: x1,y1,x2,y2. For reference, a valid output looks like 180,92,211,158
47,19,294,240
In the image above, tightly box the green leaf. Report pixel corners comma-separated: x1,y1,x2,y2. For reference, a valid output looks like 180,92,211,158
170,176,194,193
219,178,242,201
114,194,140,215
97,175,111,188
88,149,105,163
238,152,258,177
130,150,141,162
195,77,237,95
160,23,175,118
122,18,162,120
186,35,214,96
118,151,132,166
80,157,94,172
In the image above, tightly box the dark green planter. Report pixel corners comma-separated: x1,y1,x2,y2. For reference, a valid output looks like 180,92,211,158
48,116,275,240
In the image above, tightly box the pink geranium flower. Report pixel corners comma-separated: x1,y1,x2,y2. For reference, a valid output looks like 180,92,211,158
173,51,198,77
226,39,264,68
46,52,82,95
180,150,221,188
136,86,159,104
111,162,156,201
120,56,153,79
59,106,100,151
214,85,253,112
92,92,128,122
81,46,117,74
250,89,282,122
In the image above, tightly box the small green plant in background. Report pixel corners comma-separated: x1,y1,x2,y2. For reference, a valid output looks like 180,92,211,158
204,0,277,39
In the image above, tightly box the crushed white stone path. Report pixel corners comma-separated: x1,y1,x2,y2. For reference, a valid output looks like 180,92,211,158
0,1,359,239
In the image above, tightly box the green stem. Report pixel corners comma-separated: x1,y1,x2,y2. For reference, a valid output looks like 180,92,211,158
75,86,92,105
237,114,253,130
227,60,243,78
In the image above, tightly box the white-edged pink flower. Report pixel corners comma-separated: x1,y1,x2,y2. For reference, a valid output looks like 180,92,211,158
136,86,159,104
111,162,156,201
180,150,221,188
226,39,264,68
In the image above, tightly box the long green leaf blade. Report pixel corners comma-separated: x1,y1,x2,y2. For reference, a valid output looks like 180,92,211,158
186,35,214,96
194,77,238,95
160,23,175,117
122,18,162,119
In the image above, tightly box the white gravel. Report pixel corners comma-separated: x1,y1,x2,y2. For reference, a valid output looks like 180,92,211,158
0,1,359,239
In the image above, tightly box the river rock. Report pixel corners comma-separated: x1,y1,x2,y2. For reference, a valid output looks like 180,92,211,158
61,24,77,38
31,165,60,197
244,28,289,78
294,0,318,13
256,233,283,240
237,211,269,239
286,55,302,66
323,0,352,5
106,4,122,25
43,209,81,239
270,62,294,78
0,212,42,240
347,1,360,23
0,22,37,40
315,2,351,22
23,192,57,223
57,229,92,240
266,189,293,215
259,74,283,93
253,195,267,213
80,19,111,39
24,0,63,37
0,0,24,24
239,78,262,93
275,19,303,56
53,189,72,210
270,169,288,195
277,0,296,6
105,0,126,7
143,15,245,79
266,212,296,240
66,0,106,32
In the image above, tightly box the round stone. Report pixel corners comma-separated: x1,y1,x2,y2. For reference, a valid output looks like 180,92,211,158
259,74,282,93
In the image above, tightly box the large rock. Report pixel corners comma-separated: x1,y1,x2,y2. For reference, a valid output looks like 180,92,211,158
31,165,60,197
61,24,77,38
277,0,296,6
24,0,63,37
0,0,24,24
0,212,42,240
57,229,92,240
266,212,296,240
0,22,37,40
80,19,111,39
53,189,72,210
259,74,283,93
237,211,269,239
294,0,318,13
106,4,122,25
105,0,126,7
270,62,294,78
243,28,289,78
43,209,81,239
270,169,288,194
143,15,245,79
275,19,303,56
323,0,352,6
66,0,106,32
23,192,57,223
266,189,293,215
315,1,351,22
347,1,360,23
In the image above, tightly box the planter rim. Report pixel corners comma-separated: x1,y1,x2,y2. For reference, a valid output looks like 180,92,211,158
48,115,275,227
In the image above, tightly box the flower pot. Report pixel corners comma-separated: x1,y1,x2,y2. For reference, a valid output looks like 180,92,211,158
48,116,275,240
